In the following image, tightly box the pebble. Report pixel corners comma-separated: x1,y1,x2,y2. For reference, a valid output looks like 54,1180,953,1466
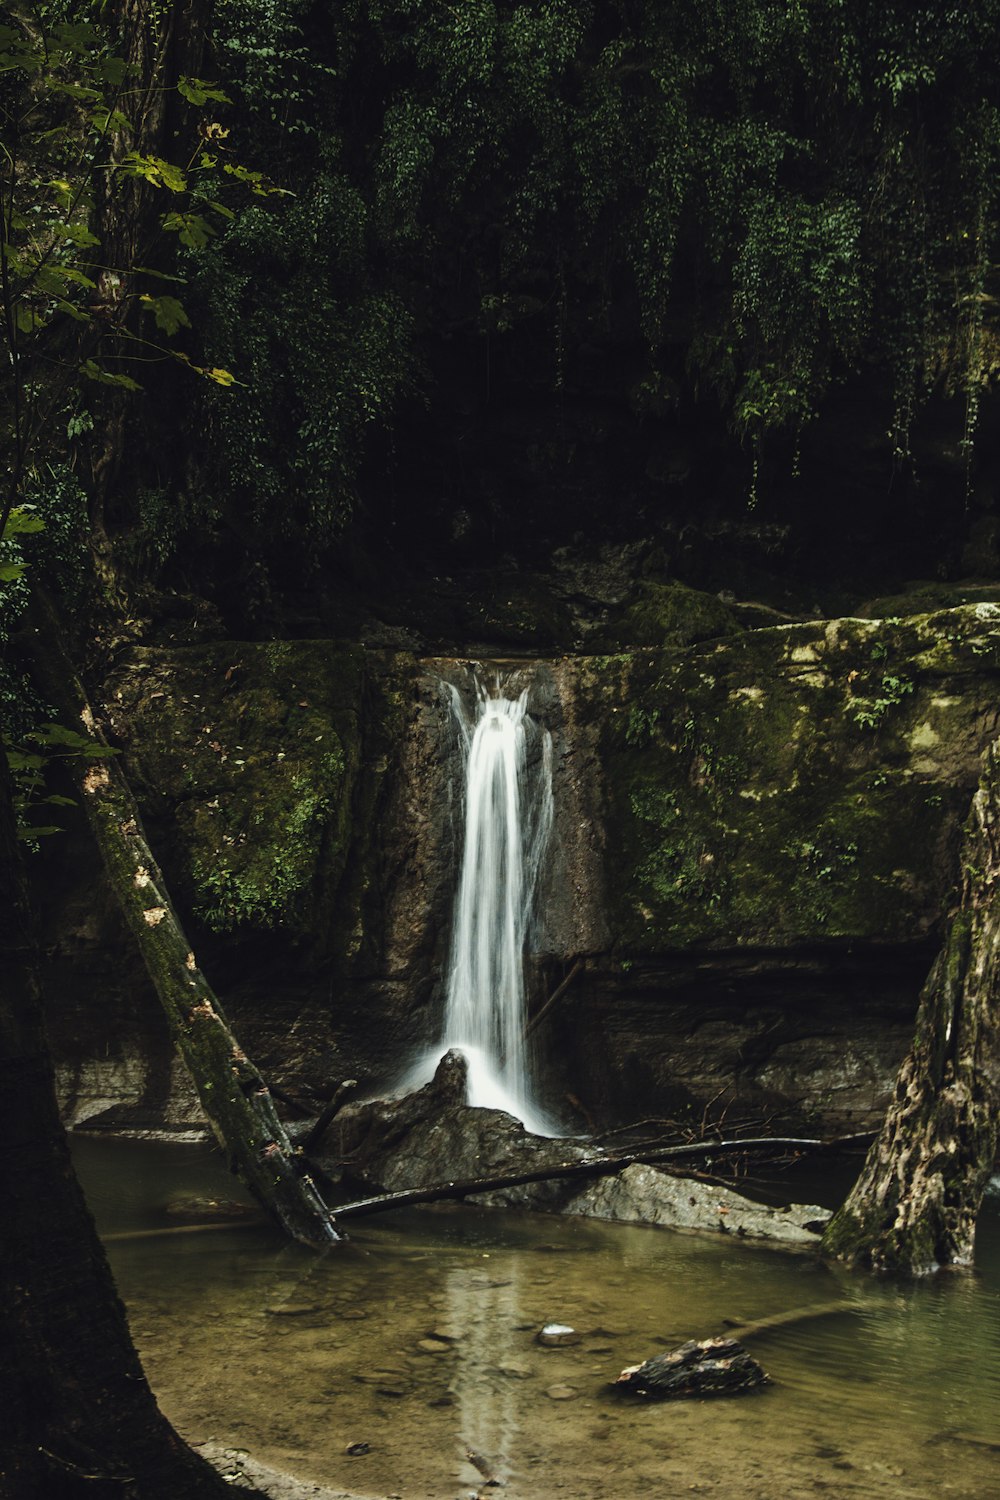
418,1337,453,1354
546,1384,578,1400
497,1362,533,1379
537,1323,581,1347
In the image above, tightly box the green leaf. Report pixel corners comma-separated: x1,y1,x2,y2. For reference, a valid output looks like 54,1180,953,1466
29,723,117,756
46,265,97,291
178,76,231,106
4,750,44,772
134,265,185,284
120,152,188,192
162,211,214,249
203,366,238,386
81,359,143,392
0,562,26,582
15,305,46,334
49,80,101,102
4,508,45,537
139,292,191,335
222,163,293,197
50,222,101,248
18,826,63,839
55,297,91,322
91,106,131,134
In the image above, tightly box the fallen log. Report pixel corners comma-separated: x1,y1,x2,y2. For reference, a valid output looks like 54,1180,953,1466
720,1299,854,1340
22,591,340,1249
334,1133,858,1222
104,1220,264,1244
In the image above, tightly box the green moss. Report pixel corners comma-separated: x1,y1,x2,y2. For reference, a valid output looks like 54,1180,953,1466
103,640,405,948
190,746,347,932
592,580,742,652
597,605,1000,953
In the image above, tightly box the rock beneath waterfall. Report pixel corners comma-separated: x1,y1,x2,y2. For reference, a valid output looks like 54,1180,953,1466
563,1163,829,1244
320,1050,591,1207
322,1054,832,1243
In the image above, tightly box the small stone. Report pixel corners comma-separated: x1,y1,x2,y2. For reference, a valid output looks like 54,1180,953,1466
418,1337,453,1354
497,1362,533,1379
346,1442,370,1456
546,1384,578,1400
537,1323,580,1347
339,1309,367,1320
428,1325,462,1343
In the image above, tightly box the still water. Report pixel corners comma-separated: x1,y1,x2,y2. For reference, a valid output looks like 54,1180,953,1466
75,1138,1000,1500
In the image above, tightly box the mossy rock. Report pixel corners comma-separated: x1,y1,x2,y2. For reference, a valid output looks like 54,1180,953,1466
590,580,743,652
589,606,1000,953
857,580,1000,620
102,641,406,948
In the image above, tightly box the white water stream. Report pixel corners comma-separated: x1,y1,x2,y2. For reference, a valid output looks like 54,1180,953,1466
404,671,554,1134
441,678,553,1131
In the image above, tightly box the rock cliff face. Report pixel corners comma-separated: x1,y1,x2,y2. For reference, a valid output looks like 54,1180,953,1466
41,597,1000,1139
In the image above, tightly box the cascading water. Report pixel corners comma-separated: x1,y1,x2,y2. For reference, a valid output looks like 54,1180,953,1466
402,670,555,1135
440,677,553,1133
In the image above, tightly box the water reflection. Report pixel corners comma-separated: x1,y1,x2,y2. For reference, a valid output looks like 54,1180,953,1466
444,1263,521,1490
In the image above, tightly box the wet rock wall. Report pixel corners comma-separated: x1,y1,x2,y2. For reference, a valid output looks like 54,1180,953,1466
41,603,1000,1136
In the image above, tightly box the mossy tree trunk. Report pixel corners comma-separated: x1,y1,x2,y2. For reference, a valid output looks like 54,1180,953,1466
25,599,340,1248
822,740,1000,1274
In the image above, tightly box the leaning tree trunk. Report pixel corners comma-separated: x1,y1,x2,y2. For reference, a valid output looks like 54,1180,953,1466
24,596,339,1249
822,740,1000,1274
0,751,235,1499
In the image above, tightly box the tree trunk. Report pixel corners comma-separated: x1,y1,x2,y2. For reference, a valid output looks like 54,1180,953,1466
822,740,1000,1274
0,757,233,1500
23,596,339,1248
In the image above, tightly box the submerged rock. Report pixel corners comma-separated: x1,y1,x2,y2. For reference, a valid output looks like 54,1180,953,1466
563,1163,829,1243
615,1336,769,1399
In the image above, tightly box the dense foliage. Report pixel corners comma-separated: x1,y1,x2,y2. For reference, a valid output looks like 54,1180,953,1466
5,1,1000,587
171,0,1000,567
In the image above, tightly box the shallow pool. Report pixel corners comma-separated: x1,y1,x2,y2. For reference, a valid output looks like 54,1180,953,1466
74,1138,1000,1500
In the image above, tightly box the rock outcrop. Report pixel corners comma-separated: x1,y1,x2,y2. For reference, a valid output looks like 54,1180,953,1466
38,596,1000,1139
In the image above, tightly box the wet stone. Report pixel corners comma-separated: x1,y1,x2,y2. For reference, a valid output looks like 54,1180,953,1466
417,1337,453,1354
537,1323,581,1347
546,1384,578,1400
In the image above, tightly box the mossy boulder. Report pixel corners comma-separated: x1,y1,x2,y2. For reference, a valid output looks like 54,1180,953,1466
101,641,406,952
588,605,1000,953
590,579,742,652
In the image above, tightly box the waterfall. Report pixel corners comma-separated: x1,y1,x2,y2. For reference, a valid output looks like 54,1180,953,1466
439,676,553,1133
396,668,554,1134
